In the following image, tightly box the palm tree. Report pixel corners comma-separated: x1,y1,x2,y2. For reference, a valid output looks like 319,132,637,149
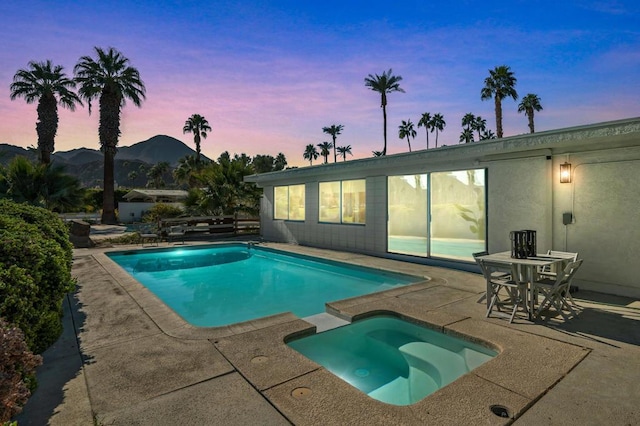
462,113,476,132
430,113,446,147
472,116,487,141
183,114,211,163
127,170,138,185
336,145,352,161
10,60,82,164
398,119,416,152
322,124,344,163
417,112,432,149
147,161,170,188
481,129,496,140
459,128,474,143
518,93,543,133
364,69,405,155
74,47,146,224
303,144,319,165
3,156,84,211
317,142,332,164
274,152,287,170
252,154,275,173
481,65,518,138
233,153,252,168
173,154,200,187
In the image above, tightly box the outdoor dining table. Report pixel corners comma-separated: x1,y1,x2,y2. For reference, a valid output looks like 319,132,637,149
477,251,566,320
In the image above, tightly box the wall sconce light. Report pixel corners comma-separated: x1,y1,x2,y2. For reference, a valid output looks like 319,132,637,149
560,162,572,183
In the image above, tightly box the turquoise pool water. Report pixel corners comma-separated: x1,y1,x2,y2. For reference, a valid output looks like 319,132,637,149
288,316,496,405
107,244,420,327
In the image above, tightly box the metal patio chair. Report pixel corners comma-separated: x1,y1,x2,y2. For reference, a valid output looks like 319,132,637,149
167,225,186,244
138,224,159,247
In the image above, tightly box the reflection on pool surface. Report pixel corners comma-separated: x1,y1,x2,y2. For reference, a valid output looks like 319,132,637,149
288,316,497,405
107,244,420,327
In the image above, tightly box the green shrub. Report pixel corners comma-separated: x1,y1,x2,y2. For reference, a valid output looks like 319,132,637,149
0,200,74,353
0,318,42,423
142,203,184,223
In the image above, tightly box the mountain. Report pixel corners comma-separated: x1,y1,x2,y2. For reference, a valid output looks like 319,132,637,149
0,135,207,187
0,144,33,161
54,148,103,165
117,135,206,165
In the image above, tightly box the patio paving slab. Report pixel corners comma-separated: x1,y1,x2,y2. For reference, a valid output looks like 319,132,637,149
214,319,319,391
99,372,291,426
72,257,161,350
328,296,470,326
410,373,531,425
264,368,424,425
446,320,591,401
84,332,233,414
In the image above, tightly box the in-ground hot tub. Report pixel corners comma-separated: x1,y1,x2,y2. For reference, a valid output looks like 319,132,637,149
287,315,497,405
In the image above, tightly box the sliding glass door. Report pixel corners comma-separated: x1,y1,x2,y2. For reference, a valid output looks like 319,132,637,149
387,175,428,257
387,169,486,261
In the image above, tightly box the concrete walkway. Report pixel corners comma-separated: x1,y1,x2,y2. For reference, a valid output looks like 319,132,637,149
14,243,640,425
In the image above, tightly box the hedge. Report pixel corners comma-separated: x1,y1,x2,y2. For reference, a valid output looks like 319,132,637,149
0,200,75,353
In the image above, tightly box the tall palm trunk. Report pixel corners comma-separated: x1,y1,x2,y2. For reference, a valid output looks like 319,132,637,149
99,88,121,225
382,104,388,155
527,109,535,133
194,133,201,163
494,96,503,138
332,135,337,163
36,94,58,164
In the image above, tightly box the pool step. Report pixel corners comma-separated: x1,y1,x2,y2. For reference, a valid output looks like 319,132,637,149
303,313,349,332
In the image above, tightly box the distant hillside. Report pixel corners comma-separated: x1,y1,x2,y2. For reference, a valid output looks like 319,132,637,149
117,135,208,165
0,144,35,162
0,135,206,187
53,148,103,165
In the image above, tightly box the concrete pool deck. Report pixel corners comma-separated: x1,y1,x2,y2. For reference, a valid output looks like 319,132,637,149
15,241,640,425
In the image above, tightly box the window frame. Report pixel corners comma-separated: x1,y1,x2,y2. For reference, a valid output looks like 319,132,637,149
318,179,366,225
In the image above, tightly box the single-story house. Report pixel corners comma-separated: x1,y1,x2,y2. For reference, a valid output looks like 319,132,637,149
245,117,640,298
119,189,188,223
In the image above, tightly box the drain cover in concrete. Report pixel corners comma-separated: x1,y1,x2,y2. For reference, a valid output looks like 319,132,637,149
251,355,269,364
291,387,312,399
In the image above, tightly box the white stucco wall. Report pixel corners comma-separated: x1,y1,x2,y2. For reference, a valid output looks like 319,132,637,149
552,147,640,297
486,156,552,254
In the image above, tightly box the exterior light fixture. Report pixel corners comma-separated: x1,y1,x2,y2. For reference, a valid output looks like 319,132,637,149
560,162,572,183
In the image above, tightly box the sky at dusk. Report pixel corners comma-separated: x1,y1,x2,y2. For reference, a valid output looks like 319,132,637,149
1,0,638,167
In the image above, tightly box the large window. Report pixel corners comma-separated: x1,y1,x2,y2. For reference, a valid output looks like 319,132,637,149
387,169,486,261
319,181,341,222
274,184,305,220
319,179,366,224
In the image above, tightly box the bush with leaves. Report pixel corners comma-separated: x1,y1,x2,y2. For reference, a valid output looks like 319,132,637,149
0,318,42,422
141,203,184,224
0,200,74,353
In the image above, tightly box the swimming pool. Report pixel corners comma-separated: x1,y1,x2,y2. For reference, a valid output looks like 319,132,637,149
107,244,421,327
288,315,497,405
